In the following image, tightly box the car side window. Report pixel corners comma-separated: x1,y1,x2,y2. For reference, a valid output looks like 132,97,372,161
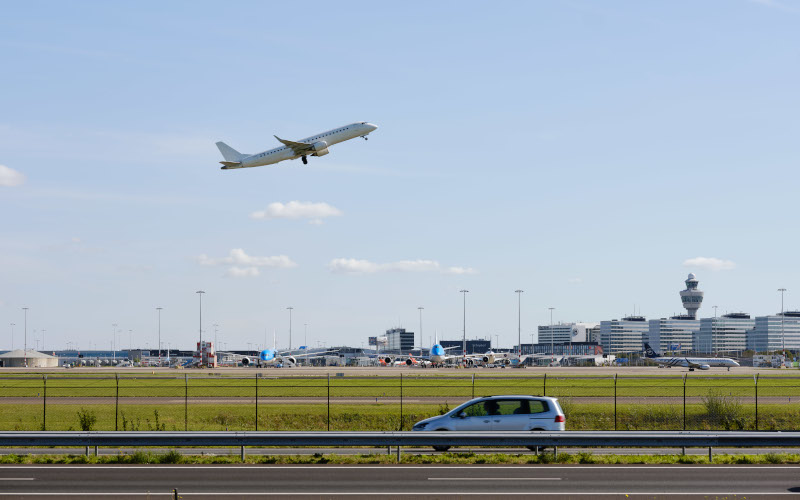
529,400,548,414
462,403,487,417
496,400,524,415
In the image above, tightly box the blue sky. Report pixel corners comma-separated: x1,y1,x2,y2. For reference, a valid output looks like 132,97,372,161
1,1,799,351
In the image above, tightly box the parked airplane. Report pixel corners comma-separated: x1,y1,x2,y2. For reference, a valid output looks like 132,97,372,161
216,122,378,170
643,343,739,371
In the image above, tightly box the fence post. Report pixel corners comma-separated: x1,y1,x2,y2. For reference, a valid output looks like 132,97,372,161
399,373,403,431
543,373,547,397
754,373,759,431
42,375,47,431
683,373,687,431
613,373,617,431
471,373,475,399
255,372,259,431
115,373,119,431
326,373,330,432
184,374,188,431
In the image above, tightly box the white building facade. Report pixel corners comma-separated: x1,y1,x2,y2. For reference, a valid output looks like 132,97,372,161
748,312,800,353
695,313,754,354
537,322,599,345
648,317,700,354
599,316,650,354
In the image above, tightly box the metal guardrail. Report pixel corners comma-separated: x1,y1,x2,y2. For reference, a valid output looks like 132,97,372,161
2,431,800,448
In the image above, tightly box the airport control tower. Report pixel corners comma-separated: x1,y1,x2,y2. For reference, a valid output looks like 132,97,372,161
679,273,704,319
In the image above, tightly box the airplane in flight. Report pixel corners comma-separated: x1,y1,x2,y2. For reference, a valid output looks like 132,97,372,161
643,343,739,371
216,122,378,170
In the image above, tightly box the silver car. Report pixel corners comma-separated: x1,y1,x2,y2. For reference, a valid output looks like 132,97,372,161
412,395,566,451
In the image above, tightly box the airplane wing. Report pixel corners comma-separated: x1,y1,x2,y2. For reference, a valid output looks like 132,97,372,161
684,358,699,368
274,136,315,156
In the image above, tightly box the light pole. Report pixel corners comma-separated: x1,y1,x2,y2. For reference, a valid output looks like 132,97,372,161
712,305,718,356
9,323,14,351
418,307,424,348
515,290,523,357
22,307,28,368
112,323,117,361
156,307,163,367
549,307,555,365
196,291,205,351
41,329,45,352
779,288,787,368
304,323,308,349
213,323,219,350
287,307,294,350
460,290,469,361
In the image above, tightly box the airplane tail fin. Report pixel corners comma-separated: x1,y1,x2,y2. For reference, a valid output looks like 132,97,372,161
216,141,248,162
643,342,660,358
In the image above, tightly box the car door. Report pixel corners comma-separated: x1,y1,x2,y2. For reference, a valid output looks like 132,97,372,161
491,400,530,430
452,402,492,431
526,400,553,430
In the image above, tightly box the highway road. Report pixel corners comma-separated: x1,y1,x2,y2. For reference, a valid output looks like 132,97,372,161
3,446,800,457
0,464,798,499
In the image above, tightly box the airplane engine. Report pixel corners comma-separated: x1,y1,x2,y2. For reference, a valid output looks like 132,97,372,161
406,359,414,365
384,357,393,365
285,356,297,365
311,141,329,156
699,364,710,370
241,356,251,366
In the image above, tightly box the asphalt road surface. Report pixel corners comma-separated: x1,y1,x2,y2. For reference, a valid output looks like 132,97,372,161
3,446,800,457
0,464,798,499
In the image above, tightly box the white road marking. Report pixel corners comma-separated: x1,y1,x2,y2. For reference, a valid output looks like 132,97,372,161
428,477,562,481
0,493,797,497
0,478,34,481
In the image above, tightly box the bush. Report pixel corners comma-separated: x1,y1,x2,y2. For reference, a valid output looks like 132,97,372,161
702,390,745,430
158,450,183,464
76,410,97,431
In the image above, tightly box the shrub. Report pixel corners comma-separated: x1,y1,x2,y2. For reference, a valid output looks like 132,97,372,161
702,390,745,430
76,410,97,431
158,450,183,464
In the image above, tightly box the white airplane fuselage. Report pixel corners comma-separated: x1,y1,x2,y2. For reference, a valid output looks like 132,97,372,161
652,357,739,369
220,122,377,170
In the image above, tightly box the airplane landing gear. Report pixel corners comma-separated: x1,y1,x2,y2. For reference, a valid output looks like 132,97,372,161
301,155,308,165
362,136,368,140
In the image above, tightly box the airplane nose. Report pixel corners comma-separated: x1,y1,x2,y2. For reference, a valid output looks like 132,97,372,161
367,123,378,132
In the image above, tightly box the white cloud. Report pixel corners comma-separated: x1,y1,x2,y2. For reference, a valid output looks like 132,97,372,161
0,165,25,187
683,257,736,271
227,266,260,278
328,258,476,275
568,277,583,284
250,201,342,223
445,266,478,275
198,248,296,277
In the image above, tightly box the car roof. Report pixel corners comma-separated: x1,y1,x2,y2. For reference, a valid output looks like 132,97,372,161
476,395,557,401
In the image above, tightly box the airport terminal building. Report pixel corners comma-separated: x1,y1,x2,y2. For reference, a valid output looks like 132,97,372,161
748,312,800,352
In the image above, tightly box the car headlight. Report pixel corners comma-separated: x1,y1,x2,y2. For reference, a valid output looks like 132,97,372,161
413,422,428,430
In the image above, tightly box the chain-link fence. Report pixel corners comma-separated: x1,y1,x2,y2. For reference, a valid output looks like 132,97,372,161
1,373,798,432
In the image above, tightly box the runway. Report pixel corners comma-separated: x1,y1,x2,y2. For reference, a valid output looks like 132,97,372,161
0,464,798,498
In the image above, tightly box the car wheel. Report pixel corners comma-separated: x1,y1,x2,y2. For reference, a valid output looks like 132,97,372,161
432,429,451,452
